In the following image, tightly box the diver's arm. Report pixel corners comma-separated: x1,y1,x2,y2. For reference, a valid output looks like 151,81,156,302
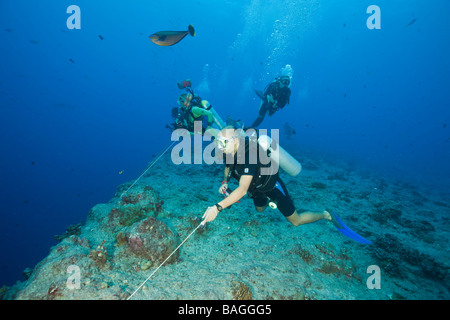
191,107,214,126
217,175,252,209
202,175,253,224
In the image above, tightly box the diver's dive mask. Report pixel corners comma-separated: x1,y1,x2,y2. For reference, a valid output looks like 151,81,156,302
214,132,240,150
279,76,290,86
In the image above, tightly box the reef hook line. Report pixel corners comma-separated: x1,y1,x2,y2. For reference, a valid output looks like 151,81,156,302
127,222,204,300
119,140,176,199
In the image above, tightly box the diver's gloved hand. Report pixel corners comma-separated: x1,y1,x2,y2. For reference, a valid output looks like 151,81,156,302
267,94,278,110
272,100,278,109
201,206,219,225
218,182,228,195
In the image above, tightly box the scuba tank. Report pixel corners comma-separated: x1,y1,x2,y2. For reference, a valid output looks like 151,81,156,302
257,135,301,177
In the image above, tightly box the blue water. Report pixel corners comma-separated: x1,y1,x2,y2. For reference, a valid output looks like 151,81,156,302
0,0,449,287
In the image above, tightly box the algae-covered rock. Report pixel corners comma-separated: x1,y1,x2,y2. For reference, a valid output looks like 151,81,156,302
126,217,179,264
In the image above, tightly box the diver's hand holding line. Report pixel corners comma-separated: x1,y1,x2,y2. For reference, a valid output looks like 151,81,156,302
201,206,219,225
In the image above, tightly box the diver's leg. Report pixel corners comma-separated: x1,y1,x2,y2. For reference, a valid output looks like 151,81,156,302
253,194,269,212
250,101,267,128
286,210,331,227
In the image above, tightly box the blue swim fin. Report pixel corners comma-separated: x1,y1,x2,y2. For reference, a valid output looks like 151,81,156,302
330,211,372,245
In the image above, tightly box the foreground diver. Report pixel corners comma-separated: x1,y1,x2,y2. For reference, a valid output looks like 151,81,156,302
251,75,292,128
202,126,330,226
201,126,372,244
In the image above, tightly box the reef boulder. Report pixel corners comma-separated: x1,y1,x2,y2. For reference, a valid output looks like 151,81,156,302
121,217,179,265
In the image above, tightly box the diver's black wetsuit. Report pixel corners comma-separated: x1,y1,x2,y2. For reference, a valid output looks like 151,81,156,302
251,81,291,128
226,137,296,217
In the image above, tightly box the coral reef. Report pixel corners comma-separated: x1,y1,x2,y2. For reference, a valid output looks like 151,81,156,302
232,281,253,300
54,222,83,242
125,217,179,264
2,150,449,300
88,240,108,268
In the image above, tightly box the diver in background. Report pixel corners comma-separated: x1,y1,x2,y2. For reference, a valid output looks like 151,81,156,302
250,75,292,128
168,80,215,134
173,93,215,134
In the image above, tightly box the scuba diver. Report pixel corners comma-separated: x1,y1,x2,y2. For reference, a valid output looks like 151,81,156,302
251,75,292,128
200,125,373,244
168,79,216,134
201,125,332,227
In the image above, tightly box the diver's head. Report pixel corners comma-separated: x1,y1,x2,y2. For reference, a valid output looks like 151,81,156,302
278,75,291,88
215,126,240,154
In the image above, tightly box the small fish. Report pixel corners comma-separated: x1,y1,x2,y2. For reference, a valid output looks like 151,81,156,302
69,58,75,63
98,35,104,40
119,170,124,174
149,24,195,46
406,18,417,27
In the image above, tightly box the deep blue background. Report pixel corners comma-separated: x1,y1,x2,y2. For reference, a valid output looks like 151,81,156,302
0,0,449,286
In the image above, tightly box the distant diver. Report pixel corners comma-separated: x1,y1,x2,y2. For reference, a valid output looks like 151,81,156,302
251,75,292,128
167,79,224,134
149,24,195,46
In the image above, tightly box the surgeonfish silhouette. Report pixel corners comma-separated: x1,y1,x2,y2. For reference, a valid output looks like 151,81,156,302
406,18,417,27
149,25,195,46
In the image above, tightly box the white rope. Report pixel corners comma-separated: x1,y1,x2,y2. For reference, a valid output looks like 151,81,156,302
118,137,204,299
119,140,176,199
127,222,203,300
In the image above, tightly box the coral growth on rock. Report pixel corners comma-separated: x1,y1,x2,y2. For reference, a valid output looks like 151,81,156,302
2,151,449,300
